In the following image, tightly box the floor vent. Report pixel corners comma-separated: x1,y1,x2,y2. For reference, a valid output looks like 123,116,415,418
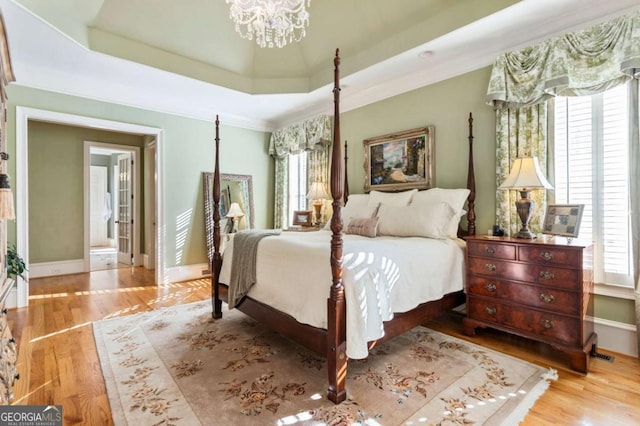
591,351,615,362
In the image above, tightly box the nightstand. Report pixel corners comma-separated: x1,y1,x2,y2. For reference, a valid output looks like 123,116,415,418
463,235,597,373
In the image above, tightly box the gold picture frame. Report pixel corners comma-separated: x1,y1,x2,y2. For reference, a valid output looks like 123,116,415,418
542,204,584,238
363,125,435,192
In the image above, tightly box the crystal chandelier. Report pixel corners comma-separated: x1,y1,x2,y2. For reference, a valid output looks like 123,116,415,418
226,0,311,48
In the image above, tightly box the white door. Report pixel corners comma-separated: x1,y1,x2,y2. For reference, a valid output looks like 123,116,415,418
90,166,109,247
116,153,133,265
145,142,157,269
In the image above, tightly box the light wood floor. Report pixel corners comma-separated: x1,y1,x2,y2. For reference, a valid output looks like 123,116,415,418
7,269,640,425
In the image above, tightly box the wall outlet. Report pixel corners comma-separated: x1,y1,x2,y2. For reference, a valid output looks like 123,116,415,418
201,269,211,276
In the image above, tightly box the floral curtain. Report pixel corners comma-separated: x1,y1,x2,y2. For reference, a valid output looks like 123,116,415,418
268,115,332,228
487,11,640,110
487,9,640,357
495,105,548,237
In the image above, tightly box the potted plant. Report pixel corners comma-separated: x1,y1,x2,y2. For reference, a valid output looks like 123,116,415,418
6,244,27,281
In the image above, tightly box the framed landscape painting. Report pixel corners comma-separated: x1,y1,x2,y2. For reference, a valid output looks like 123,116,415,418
363,125,435,192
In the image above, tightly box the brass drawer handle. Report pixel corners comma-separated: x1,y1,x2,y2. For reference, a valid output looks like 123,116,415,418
485,263,497,272
485,247,495,254
485,306,497,315
540,251,553,261
541,319,555,329
484,282,497,292
539,271,555,280
540,293,555,303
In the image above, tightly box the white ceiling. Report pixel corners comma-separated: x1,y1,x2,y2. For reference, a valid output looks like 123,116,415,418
2,0,639,131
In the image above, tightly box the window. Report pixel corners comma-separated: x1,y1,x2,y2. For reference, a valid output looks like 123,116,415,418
553,84,633,287
287,151,308,223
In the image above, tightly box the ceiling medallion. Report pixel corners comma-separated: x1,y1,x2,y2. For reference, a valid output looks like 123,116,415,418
226,0,311,48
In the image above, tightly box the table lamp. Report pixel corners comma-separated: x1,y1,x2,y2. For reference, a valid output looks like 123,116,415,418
498,156,552,239
226,202,244,233
306,181,329,226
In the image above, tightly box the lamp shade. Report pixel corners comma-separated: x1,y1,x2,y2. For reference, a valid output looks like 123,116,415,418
226,202,244,218
498,156,552,190
306,181,330,200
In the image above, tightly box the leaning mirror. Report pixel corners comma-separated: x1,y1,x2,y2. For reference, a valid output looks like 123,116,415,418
203,172,254,260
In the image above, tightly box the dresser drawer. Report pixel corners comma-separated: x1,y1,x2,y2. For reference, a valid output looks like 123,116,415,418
467,296,503,324
503,306,580,346
501,282,580,316
468,257,580,291
467,241,516,260
467,276,501,298
518,246,580,267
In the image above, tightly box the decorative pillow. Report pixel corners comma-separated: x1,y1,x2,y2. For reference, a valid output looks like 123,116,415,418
376,202,456,239
410,188,470,238
368,189,418,207
345,217,379,238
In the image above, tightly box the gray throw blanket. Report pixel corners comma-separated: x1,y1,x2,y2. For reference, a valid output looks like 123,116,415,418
228,229,281,308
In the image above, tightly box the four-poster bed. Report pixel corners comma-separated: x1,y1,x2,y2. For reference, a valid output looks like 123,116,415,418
210,49,476,404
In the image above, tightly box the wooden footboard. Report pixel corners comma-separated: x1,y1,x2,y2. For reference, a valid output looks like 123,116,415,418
211,49,476,404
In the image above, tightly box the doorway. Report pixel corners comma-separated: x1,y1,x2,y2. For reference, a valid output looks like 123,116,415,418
87,143,139,272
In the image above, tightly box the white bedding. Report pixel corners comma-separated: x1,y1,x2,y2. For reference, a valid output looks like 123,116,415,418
218,229,465,359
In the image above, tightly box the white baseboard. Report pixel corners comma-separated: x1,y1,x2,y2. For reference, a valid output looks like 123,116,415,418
30,259,85,278
164,263,210,284
589,316,638,357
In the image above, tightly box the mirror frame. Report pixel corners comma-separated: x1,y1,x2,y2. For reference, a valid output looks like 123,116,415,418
203,172,255,260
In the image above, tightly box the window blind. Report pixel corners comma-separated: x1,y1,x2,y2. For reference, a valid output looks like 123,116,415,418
553,84,632,287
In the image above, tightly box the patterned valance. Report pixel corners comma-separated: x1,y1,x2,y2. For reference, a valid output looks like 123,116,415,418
487,10,640,110
268,115,332,158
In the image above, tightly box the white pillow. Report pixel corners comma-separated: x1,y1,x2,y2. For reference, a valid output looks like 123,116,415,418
344,193,369,208
410,188,470,238
368,189,418,207
376,202,456,239
324,201,379,230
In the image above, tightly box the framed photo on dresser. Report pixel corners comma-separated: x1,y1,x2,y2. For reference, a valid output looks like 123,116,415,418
542,204,584,237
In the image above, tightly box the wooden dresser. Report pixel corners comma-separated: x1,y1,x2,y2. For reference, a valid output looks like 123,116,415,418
463,235,597,373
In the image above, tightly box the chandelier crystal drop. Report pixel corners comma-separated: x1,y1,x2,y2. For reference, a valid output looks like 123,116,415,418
226,0,311,48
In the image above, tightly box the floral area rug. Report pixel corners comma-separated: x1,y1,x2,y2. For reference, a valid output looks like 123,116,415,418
93,301,557,425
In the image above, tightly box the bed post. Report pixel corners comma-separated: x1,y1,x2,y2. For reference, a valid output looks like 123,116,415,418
327,49,347,404
212,115,223,319
466,112,476,236
343,140,349,204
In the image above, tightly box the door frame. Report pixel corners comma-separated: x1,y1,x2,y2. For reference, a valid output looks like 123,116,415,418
85,143,140,270
15,107,165,307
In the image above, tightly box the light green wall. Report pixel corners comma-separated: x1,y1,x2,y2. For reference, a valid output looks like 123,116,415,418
6,85,273,268
28,121,145,262
342,66,496,236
